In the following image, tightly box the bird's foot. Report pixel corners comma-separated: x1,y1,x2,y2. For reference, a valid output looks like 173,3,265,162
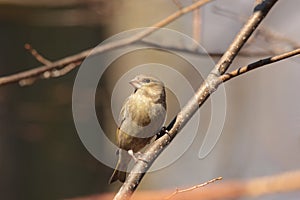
156,126,171,139
128,150,147,164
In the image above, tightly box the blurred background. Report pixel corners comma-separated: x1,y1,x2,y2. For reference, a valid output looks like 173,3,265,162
0,0,300,199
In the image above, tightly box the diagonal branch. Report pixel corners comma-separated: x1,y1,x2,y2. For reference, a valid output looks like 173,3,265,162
113,1,278,200
0,0,213,87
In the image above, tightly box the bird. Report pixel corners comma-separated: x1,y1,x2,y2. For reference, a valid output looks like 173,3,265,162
109,74,167,184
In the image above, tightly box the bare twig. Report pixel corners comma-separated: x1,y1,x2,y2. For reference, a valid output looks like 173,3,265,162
19,45,82,86
50,61,82,78
18,62,81,86
21,44,56,86
24,43,52,66
24,43,82,78
0,0,213,87
137,40,219,57
138,40,274,57
164,177,222,200
192,0,201,43
113,1,278,200
220,48,300,83
172,0,183,9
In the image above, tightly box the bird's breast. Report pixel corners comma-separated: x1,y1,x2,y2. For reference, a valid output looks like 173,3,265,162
119,94,166,140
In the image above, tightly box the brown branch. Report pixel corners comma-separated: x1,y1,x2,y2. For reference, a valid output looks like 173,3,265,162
19,45,82,86
18,62,81,86
220,48,300,83
113,1,278,200
164,177,222,200
0,0,213,87
51,61,82,77
21,44,56,86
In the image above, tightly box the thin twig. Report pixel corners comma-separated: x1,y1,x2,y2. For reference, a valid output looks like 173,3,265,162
192,0,201,43
220,48,300,83
50,61,82,78
20,45,81,86
0,0,213,87
172,0,183,9
24,43,52,66
164,177,222,200
138,40,274,57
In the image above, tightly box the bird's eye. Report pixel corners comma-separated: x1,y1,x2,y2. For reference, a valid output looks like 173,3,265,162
143,78,151,83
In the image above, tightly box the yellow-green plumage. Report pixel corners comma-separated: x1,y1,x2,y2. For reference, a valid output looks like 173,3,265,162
109,75,166,184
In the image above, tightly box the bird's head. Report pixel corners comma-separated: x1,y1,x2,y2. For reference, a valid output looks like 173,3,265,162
129,74,165,103
129,74,164,90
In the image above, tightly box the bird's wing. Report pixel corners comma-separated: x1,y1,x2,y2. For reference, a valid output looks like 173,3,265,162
118,97,130,128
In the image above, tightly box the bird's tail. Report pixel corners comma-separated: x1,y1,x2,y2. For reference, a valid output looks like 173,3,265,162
108,150,131,184
108,168,127,184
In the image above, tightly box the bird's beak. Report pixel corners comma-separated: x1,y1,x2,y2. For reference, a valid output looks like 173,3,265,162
129,78,141,89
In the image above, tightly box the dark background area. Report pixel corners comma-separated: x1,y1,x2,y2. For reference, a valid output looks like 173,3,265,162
0,22,111,200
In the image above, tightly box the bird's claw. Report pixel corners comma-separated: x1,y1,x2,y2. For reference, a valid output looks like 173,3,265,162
128,150,147,164
156,126,170,139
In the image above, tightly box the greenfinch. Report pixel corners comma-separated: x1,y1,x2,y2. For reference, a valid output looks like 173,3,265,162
109,74,166,183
